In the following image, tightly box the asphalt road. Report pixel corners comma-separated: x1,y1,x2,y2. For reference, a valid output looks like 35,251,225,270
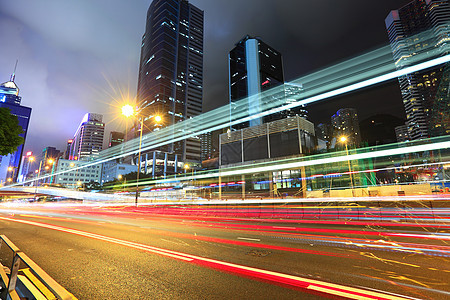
0,203,449,299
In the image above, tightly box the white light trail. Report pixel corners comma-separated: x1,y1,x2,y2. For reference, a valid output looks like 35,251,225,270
5,28,449,189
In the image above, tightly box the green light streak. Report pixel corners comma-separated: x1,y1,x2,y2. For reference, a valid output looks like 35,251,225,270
4,27,449,189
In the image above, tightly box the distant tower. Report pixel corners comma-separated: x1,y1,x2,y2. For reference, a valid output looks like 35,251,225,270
69,113,105,160
64,139,73,160
0,66,32,183
395,124,410,142
331,108,361,145
228,35,284,128
137,0,204,165
385,0,450,139
200,132,213,161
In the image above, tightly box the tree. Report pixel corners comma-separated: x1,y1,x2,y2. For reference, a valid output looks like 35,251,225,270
0,107,24,156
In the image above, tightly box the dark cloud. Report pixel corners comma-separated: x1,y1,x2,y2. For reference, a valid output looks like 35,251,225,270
0,0,411,155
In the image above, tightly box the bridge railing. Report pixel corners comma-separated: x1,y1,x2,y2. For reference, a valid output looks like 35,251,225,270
0,235,74,300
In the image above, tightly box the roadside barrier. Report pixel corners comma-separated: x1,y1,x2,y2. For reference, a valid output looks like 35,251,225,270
0,235,74,300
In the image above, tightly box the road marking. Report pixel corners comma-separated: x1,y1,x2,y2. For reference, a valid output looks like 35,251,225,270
0,216,412,300
237,237,261,242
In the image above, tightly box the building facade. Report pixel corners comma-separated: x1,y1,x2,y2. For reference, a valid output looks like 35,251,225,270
395,124,411,142
331,108,361,146
220,116,316,166
200,132,213,161
0,77,32,184
229,35,285,128
54,159,102,188
101,162,137,185
108,131,125,148
63,139,73,160
136,0,204,167
69,113,105,160
385,0,450,140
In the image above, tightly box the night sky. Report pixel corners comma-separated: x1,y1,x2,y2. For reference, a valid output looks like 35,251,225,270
0,0,411,156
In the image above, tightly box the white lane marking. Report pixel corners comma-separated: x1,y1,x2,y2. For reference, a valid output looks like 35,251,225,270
237,237,261,242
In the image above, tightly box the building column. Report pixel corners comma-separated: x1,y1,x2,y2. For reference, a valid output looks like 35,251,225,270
144,153,148,174
152,152,156,178
164,153,168,179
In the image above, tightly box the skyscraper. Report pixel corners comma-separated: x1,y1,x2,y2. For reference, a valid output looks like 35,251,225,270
385,0,450,139
63,139,73,160
136,0,204,166
200,132,212,161
0,74,32,184
69,113,105,160
228,35,284,127
331,108,361,146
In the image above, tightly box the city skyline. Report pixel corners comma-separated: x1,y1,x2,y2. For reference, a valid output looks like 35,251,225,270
0,0,411,156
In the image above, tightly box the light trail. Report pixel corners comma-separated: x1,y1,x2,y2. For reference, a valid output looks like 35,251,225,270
0,216,417,300
5,27,450,189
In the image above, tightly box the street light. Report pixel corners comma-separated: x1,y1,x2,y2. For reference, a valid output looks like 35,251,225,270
340,136,354,196
34,158,55,198
121,104,162,206
7,166,17,184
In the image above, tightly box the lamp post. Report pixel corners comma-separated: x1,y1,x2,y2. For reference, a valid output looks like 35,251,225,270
340,136,355,197
7,166,16,184
26,156,35,182
121,104,161,206
34,158,54,199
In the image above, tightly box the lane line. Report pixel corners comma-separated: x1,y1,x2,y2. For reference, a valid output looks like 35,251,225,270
0,216,413,300
237,237,261,242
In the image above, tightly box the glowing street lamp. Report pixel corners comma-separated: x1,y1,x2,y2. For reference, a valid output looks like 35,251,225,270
7,166,17,184
340,136,354,196
121,104,134,118
121,104,163,206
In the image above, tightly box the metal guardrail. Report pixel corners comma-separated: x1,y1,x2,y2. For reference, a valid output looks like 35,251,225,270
0,235,74,300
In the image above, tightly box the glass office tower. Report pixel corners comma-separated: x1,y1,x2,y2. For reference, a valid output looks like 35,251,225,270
0,77,32,183
228,35,285,128
385,0,450,139
136,0,204,167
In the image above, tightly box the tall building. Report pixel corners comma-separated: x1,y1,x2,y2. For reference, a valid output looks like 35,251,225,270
63,139,73,160
395,124,411,142
0,74,32,184
37,146,61,183
54,159,102,188
69,113,105,160
136,0,204,168
228,35,285,127
200,132,213,161
331,108,361,146
385,0,450,140
108,131,125,148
